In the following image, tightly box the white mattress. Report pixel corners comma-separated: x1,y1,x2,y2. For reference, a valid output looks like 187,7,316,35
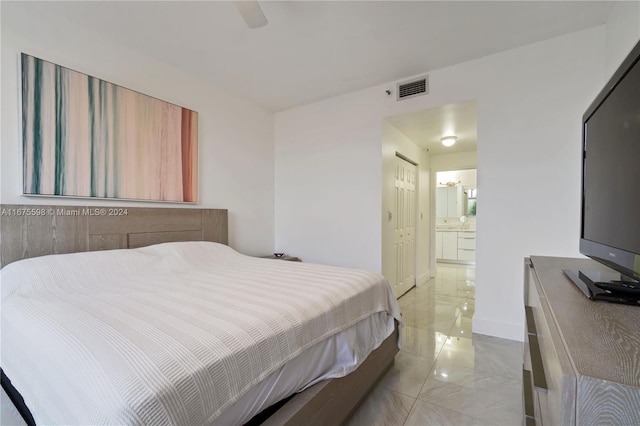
1,242,401,425
216,311,394,425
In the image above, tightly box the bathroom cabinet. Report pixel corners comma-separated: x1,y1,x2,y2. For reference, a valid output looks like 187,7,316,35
436,230,475,263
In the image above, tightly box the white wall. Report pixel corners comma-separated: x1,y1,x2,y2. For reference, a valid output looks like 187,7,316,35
436,169,477,188
430,151,477,173
0,4,275,256
381,121,430,286
273,90,385,270
605,1,640,80
275,27,606,341
470,33,598,339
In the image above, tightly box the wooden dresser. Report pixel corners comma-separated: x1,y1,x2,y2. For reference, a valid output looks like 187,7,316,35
523,256,640,425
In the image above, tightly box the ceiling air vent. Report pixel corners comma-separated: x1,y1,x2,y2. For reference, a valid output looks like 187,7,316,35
397,76,428,101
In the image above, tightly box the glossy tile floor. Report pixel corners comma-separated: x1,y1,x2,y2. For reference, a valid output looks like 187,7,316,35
347,263,524,426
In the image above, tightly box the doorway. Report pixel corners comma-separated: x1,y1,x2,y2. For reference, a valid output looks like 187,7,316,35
381,119,427,299
382,100,477,293
435,169,477,265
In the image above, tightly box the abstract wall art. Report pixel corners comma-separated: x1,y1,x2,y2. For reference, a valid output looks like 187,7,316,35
21,53,198,202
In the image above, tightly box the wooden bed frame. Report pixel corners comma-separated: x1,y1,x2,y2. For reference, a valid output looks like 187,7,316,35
0,204,398,425
0,204,227,267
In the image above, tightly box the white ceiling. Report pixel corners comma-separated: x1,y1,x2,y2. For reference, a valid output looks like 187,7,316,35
6,1,615,113
386,100,478,154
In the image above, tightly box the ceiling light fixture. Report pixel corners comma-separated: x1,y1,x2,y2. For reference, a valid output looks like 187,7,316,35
441,136,457,147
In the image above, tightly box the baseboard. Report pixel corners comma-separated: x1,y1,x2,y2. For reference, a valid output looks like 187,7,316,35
472,316,524,342
417,271,431,286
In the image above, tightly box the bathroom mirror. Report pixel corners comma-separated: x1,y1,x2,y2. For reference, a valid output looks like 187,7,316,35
435,169,477,218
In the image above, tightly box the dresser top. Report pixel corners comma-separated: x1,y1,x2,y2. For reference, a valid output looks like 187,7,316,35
530,256,640,388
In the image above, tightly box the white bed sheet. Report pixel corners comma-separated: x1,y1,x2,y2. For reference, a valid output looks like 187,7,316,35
1,242,401,425
1,388,27,426
216,311,394,425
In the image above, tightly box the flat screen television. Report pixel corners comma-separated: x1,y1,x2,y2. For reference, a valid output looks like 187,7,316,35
565,39,640,303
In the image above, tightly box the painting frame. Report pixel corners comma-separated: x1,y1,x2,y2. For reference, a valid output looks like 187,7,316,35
20,53,199,203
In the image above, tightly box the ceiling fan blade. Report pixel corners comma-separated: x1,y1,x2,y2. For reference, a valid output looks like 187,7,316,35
235,0,268,29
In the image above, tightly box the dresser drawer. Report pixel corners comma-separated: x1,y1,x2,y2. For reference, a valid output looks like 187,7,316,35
525,260,577,425
523,335,540,425
525,256,640,425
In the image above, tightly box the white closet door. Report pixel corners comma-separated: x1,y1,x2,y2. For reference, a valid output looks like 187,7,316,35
393,156,416,297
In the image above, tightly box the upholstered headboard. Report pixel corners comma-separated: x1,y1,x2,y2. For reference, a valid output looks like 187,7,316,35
0,204,228,268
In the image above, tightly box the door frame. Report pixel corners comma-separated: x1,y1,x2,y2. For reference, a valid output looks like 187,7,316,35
430,167,477,275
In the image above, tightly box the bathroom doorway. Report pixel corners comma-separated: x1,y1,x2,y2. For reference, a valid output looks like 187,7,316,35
435,169,477,264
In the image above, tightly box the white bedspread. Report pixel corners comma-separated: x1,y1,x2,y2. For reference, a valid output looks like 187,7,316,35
1,242,401,425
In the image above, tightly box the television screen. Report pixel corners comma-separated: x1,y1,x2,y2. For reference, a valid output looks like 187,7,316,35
582,57,640,258
577,39,640,294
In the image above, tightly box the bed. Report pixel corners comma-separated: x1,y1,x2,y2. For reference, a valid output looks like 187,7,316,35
0,205,401,425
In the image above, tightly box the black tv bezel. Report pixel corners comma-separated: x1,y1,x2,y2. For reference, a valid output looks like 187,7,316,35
580,39,640,283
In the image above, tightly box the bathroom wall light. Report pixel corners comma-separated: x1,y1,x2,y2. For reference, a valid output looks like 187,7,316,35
441,136,457,147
